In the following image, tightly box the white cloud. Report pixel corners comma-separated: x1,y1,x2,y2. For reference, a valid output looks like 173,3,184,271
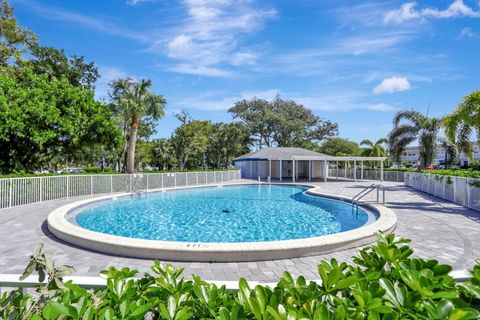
384,0,480,24
373,77,411,95
458,27,478,39
126,0,152,5
167,64,233,77
231,52,258,66
161,0,276,76
17,0,149,42
384,3,421,24
174,89,399,113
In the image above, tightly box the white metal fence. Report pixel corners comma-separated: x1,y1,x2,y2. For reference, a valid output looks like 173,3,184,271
404,172,480,211
327,169,405,182
0,170,241,210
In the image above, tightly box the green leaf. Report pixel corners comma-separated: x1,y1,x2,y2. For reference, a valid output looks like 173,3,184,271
131,303,152,317
436,299,454,319
42,304,61,320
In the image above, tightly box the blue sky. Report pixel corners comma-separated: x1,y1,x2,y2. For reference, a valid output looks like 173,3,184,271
12,0,480,143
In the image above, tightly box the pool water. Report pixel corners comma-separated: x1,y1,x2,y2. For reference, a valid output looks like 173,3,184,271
75,185,373,243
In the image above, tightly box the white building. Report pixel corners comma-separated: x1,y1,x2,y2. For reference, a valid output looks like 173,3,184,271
401,143,480,167
234,147,387,182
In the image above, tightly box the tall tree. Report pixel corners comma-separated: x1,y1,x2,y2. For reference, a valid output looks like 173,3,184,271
206,122,250,168
271,97,338,147
0,0,37,67
229,96,338,149
151,138,176,170
24,45,100,89
110,78,166,173
317,137,360,156
171,116,212,171
444,90,480,162
438,137,458,169
388,110,441,169
360,138,388,167
0,69,120,173
228,98,275,149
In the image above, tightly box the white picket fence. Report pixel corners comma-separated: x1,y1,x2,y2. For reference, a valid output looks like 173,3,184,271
0,170,241,210
404,172,480,211
327,169,405,182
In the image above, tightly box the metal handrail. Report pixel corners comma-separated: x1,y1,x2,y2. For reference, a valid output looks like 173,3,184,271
352,184,386,214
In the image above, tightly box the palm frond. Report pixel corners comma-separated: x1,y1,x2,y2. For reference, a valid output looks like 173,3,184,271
392,109,424,128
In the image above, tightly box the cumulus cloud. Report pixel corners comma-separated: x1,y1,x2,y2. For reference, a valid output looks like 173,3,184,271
384,0,480,24
162,0,276,76
458,27,478,39
372,77,411,95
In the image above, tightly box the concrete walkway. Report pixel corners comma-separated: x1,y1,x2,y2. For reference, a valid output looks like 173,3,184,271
1,180,479,282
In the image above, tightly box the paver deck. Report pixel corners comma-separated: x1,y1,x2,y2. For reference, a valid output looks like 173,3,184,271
1,180,480,282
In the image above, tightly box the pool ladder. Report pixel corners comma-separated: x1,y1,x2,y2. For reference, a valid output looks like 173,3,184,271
352,184,386,214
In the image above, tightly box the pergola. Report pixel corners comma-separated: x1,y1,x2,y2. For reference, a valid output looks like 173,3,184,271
234,147,387,182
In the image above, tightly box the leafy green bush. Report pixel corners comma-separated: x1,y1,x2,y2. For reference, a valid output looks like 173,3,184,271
2,233,480,319
83,166,102,173
419,169,480,179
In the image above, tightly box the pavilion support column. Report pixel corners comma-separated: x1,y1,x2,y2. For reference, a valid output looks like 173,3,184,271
292,160,296,183
279,160,282,181
354,160,357,182
268,160,271,180
361,161,364,180
336,161,339,180
309,160,312,181
344,161,347,179
381,160,384,182
324,160,327,182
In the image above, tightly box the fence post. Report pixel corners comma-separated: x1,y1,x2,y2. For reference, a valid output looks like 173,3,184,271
110,175,113,193
8,178,12,208
196,172,199,185
466,178,471,208
161,173,164,189
146,174,149,190
214,171,217,184
39,177,43,203
90,175,93,195
66,176,69,198
174,173,177,188
186,173,188,186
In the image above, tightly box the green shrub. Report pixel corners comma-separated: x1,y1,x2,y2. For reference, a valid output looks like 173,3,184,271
2,233,480,319
419,169,480,179
83,166,102,173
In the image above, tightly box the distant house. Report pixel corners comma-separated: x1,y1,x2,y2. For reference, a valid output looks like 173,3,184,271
234,147,387,182
401,143,480,167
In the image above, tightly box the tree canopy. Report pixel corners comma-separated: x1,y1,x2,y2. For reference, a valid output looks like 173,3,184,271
317,137,360,156
0,69,120,172
0,0,37,67
229,96,338,149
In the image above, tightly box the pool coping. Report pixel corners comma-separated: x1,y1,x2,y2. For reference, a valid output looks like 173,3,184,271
47,183,397,262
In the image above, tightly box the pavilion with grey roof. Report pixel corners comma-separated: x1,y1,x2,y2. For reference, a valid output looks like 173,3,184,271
234,147,387,182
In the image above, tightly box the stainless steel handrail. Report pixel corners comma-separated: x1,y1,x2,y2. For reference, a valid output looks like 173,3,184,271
352,184,386,214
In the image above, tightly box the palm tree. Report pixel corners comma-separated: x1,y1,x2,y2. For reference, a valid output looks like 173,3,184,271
388,110,441,169
152,138,175,170
360,138,388,167
111,78,166,173
438,138,457,169
443,90,480,162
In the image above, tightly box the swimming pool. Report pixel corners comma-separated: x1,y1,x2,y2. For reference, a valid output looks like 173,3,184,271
48,184,396,261
74,185,373,243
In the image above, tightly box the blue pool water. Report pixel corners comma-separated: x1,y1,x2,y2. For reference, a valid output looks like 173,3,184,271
75,185,373,243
